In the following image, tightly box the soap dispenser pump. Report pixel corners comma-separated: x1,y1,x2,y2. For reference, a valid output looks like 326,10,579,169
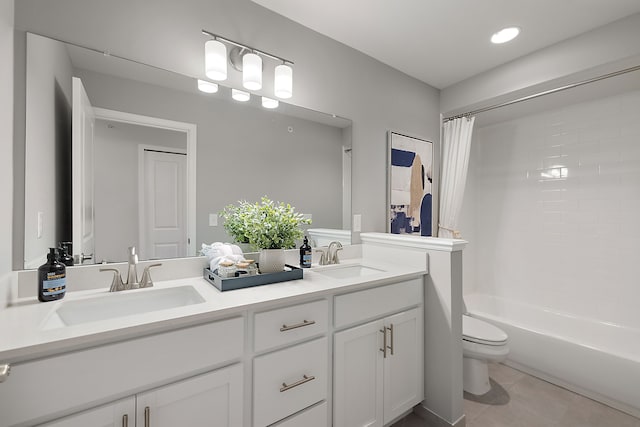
38,248,66,302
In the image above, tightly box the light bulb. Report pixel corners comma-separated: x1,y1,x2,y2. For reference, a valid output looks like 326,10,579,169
231,89,250,102
274,64,293,99
261,97,279,109
197,79,218,93
205,39,227,81
243,52,262,91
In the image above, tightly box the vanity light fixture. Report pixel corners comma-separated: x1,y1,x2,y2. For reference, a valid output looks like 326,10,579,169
261,96,279,109
197,79,219,93
232,88,250,102
491,27,520,44
202,29,294,99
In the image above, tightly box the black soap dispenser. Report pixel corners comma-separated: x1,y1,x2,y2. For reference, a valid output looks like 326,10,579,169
38,248,66,302
299,236,312,268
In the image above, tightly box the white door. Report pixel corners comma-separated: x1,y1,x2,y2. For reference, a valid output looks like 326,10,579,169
334,319,385,427
140,148,187,260
39,398,135,427
383,308,424,424
71,77,95,264
136,364,243,427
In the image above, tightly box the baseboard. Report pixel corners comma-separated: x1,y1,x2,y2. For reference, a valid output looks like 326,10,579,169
414,404,466,427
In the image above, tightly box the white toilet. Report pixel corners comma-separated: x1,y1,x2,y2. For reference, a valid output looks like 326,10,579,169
462,314,509,395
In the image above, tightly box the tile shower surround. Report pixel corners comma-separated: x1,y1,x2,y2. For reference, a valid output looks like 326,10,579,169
461,89,640,329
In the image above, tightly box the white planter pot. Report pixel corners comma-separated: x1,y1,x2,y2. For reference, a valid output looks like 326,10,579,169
258,249,285,274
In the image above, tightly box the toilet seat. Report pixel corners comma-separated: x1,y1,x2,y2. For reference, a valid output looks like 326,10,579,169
463,315,507,346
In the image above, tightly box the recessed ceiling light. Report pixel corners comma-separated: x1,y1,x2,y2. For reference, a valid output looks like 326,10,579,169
491,27,520,44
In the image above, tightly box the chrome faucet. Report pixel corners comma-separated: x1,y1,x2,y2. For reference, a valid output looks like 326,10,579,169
316,241,343,266
101,247,162,292
327,241,343,265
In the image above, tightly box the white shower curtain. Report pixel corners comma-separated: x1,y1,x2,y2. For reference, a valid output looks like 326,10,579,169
438,116,475,238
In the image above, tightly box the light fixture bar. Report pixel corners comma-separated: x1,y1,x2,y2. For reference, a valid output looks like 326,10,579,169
201,29,294,65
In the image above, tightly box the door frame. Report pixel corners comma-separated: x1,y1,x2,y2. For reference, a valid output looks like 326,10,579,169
138,145,188,260
93,107,197,257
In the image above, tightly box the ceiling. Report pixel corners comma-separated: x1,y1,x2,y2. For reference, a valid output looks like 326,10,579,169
252,0,640,89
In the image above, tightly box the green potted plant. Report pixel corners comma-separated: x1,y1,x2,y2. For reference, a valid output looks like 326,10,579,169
220,196,311,273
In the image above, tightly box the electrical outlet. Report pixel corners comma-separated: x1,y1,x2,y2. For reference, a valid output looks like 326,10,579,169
209,213,218,226
353,214,362,232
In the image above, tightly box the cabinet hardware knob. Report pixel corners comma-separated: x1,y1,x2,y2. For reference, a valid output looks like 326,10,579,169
122,414,128,427
379,328,388,358
144,406,150,427
387,324,395,355
280,374,316,392
280,319,315,332
0,364,10,383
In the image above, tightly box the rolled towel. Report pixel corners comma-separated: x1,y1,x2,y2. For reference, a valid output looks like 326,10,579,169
210,254,246,272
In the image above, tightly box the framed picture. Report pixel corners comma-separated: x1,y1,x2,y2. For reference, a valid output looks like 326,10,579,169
387,131,434,236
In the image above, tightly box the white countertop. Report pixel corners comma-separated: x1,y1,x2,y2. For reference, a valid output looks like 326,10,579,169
0,259,426,363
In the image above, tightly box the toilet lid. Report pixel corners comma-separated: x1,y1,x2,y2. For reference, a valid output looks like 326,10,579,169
463,315,507,346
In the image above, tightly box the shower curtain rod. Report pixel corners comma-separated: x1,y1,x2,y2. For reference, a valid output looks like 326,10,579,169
442,63,640,122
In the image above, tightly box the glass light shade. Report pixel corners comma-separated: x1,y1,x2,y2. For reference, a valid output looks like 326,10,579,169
205,39,227,81
242,53,262,91
231,88,250,102
491,27,520,44
274,64,293,99
197,79,219,93
261,97,279,109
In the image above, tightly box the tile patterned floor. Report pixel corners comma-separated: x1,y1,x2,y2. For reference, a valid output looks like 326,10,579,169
392,363,640,427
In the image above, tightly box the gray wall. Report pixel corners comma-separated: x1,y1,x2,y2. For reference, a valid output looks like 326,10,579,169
77,68,345,253
23,33,73,268
441,13,640,115
1,0,14,308
14,0,441,241
93,120,187,263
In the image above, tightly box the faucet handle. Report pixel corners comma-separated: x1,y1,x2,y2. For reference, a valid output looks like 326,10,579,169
139,263,162,288
100,268,125,292
314,248,328,265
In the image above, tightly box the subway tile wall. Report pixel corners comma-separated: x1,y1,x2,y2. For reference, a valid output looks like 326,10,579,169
461,89,640,329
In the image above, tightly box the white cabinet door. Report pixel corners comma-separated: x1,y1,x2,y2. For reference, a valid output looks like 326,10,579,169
383,308,423,424
39,398,135,427
333,319,384,427
136,364,243,427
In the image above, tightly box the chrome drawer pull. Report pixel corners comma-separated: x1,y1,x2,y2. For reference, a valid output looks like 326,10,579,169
280,374,316,392
144,406,150,427
387,324,394,355
122,414,128,427
280,319,315,332
380,328,387,358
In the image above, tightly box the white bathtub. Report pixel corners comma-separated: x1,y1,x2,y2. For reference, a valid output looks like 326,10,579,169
465,293,640,418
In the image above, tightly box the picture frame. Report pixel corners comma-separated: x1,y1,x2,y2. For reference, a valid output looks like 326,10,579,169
387,131,434,236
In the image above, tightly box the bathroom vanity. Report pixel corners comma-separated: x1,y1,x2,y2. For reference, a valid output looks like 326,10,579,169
0,234,465,427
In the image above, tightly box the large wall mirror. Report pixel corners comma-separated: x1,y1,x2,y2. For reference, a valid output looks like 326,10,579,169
21,33,352,269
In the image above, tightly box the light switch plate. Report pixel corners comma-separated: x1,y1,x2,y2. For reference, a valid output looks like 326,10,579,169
209,213,218,226
37,211,43,239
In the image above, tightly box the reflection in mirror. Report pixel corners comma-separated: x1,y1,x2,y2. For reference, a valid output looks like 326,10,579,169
22,33,352,268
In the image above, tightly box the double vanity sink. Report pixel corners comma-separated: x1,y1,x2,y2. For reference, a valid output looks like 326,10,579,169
38,262,387,331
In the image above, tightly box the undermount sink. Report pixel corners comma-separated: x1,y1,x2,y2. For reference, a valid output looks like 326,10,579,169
315,264,385,279
50,285,205,327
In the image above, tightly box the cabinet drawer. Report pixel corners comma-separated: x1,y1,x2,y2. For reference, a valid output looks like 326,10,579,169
253,337,328,427
334,278,422,328
0,317,244,427
271,401,328,427
254,299,328,353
